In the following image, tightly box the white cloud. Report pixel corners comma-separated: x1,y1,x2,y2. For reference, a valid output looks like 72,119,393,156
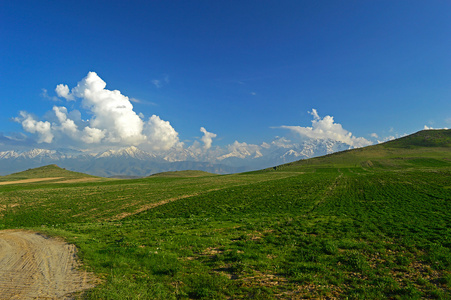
81,126,105,144
278,109,372,148
371,133,379,138
424,125,449,130
41,88,59,101
15,111,54,143
55,84,75,101
200,127,217,150
71,72,146,145
15,72,181,150
151,80,162,88
151,75,169,89
144,115,180,151
52,106,78,137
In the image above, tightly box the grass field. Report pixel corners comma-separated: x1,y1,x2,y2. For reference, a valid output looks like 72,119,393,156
0,130,450,299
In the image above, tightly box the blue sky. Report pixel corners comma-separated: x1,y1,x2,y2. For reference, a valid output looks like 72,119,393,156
1,1,450,152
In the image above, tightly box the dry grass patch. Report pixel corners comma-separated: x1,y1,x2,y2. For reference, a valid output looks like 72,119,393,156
0,177,63,185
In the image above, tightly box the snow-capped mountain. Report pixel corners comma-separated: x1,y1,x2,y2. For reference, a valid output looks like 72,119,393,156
95,146,157,160
0,149,69,160
0,138,357,177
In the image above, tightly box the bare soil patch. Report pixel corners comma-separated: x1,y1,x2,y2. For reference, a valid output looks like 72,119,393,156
0,177,63,185
0,230,96,299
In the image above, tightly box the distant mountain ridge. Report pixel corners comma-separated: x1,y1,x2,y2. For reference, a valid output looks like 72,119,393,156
11,130,448,177
0,137,355,177
1,130,449,177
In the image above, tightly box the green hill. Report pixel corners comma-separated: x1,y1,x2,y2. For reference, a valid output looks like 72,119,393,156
381,129,451,148
0,130,450,299
0,164,100,182
274,129,451,171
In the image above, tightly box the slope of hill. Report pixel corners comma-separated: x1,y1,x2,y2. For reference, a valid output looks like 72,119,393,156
0,164,98,181
273,129,451,171
0,129,450,299
382,129,451,148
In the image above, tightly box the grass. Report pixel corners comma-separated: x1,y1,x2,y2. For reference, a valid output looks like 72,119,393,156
149,170,217,178
0,129,450,299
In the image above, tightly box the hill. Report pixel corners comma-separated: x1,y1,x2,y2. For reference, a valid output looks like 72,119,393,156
381,129,451,148
273,129,451,171
0,129,450,299
0,164,103,184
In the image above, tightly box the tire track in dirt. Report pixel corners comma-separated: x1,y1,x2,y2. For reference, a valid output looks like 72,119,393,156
0,230,96,299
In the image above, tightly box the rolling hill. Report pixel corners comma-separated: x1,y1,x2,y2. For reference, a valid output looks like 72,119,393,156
0,129,450,299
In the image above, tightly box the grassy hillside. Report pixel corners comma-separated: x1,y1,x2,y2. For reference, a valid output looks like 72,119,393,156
0,130,450,299
274,129,451,171
0,164,99,182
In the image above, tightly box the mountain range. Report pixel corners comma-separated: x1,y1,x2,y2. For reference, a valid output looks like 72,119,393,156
0,138,356,177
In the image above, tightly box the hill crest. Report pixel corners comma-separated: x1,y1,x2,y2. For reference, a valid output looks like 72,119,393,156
0,164,98,181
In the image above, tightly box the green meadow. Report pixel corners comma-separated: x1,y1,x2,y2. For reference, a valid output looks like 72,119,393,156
0,129,450,299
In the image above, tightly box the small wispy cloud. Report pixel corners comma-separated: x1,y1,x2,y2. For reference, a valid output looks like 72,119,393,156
151,75,170,89
41,89,59,102
151,80,162,88
424,125,449,130
130,97,158,106
130,98,142,104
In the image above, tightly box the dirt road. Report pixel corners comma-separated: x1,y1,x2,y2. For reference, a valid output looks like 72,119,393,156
0,230,95,299
0,178,63,185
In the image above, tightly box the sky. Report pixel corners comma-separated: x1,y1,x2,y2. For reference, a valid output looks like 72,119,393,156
1,1,450,153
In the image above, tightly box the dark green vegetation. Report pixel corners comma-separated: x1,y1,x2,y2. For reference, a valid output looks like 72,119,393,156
0,129,450,299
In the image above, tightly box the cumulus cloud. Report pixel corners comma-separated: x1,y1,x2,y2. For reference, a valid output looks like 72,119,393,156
15,72,180,150
73,72,146,144
200,127,217,150
144,115,180,151
55,84,74,101
14,111,54,143
278,109,372,148
53,106,78,136
81,126,105,144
